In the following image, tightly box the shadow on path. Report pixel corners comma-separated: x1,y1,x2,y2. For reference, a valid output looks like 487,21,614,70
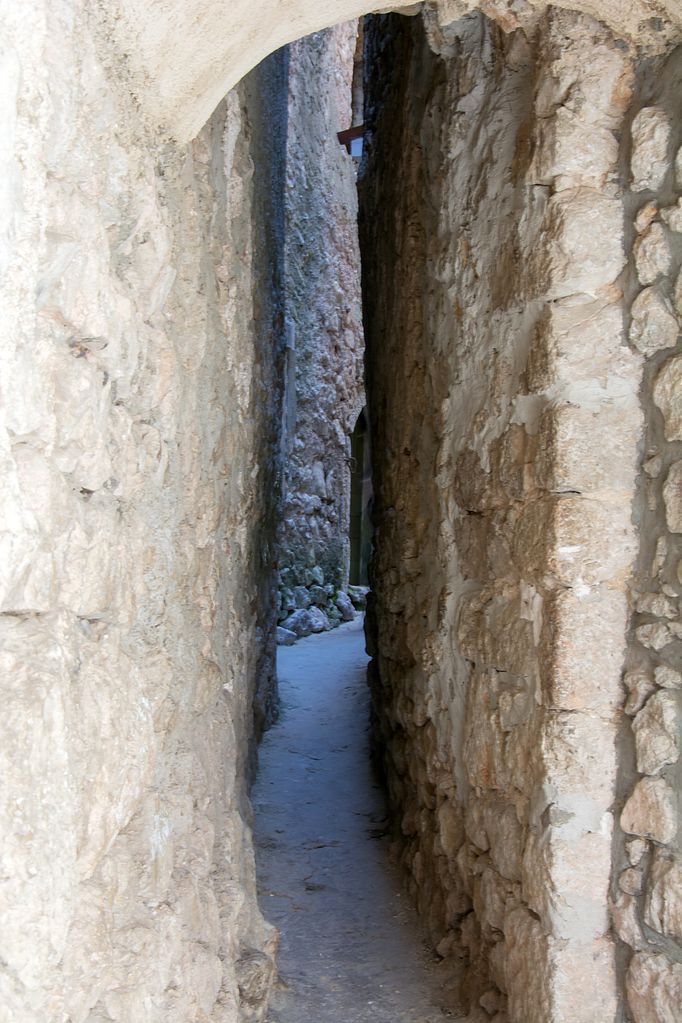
253,617,457,1022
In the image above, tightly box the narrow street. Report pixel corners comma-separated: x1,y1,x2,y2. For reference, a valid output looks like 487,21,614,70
252,619,453,1023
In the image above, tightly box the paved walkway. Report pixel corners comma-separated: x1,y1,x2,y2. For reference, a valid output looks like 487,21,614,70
252,617,454,1022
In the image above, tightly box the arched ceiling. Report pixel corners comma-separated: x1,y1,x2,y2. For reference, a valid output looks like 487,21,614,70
93,0,682,142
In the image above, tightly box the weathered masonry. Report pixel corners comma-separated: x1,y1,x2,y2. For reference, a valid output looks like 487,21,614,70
277,24,366,630
1,3,681,1023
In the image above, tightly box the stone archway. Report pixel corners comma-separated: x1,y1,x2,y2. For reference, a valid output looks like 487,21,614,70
94,0,680,140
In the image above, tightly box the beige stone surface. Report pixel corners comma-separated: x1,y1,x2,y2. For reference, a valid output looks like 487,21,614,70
627,838,648,865
674,269,682,316
634,224,672,285
629,286,679,356
625,670,657,716
630,108,672,192
621,777,678,844
0,2,282,1018
632,691,680,775
612,891,646,950
663,460,682,531
655,356,682,439
661,199,682,233
655,666,682,689
626,952,682,1023
644,850,682,941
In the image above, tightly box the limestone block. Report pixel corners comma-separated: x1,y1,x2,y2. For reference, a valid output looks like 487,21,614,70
629,286,679,356
635,203,659,234
293,585,311,609
624,670,657,716
532,108,618,190
276,626,297,646
675,269,682,316
626,952,682,1023
535,401,641,494
633,691,680,776
335,591,355,621
279,607,328,637
630,108,671,191
636,592,678,618
636,622,673,651
658,358,682,441
504,908,551,1023
437,798,465,859
627,838,648,865
662,461,682,531
474,867,515,933
308,584,328,608
621,777,678,844
661,199,682,233
487,805,523,883
505,906,616,1023
655,666,682,689
527,301,625,391
542,712,616,815
457,589,536,677
462,670,508,792
644,850,682,941
522,826,611,940
611,891,646,950
619,867,644,895
676,145,682,189
551,934,617,1023
549,588,627,711
634,224,672,286
0,617,77,989
540,189,625,299
549,496,635,588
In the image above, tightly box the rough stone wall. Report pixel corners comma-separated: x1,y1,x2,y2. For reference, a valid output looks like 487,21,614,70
613,51,682,1020
361,9,652,1021
278,24,366,621
0,2,285,1019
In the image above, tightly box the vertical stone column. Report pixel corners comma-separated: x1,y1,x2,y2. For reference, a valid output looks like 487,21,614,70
502,14,642,1018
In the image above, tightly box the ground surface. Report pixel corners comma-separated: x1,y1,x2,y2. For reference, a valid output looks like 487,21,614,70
252,617,455,1022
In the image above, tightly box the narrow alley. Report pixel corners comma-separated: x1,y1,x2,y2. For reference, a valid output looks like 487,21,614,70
253,619,454,1023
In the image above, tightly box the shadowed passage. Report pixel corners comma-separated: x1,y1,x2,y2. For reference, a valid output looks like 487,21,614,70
253,618,455,1023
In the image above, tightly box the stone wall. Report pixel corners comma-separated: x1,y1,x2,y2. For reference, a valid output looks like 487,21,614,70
613,49,682,1019
0,2,285,1019
278,23,366,635
360,8,667,1021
